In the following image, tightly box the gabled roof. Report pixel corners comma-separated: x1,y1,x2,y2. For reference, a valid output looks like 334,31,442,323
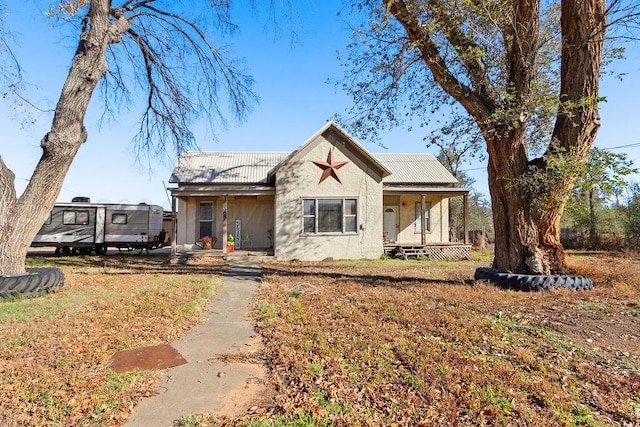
169,151,287,184
169,122,461,186
374,153,460,185
266,121,391,181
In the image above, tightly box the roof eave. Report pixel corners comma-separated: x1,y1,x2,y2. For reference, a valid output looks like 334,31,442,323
266,121,392,180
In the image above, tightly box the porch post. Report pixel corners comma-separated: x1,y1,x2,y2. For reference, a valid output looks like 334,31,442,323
463,193,469,244
171,195,177,258
222,195,228,253
420,194,426,246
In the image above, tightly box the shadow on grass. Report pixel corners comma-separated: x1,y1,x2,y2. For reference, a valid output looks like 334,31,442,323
262,265,473,289
26,253,229,276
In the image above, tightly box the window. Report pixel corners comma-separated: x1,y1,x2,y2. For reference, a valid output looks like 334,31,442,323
199,202,213,239
62,210,90,225
44,213,52,225
415,202,431,233
112,213,127,224
303,200,315,233
303,199,357,234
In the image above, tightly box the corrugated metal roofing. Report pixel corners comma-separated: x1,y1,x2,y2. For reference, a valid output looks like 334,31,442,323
169,151,288,184
170,151,460,185
374,153,460,185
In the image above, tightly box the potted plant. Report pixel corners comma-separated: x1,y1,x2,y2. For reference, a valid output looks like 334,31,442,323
226,234,235,252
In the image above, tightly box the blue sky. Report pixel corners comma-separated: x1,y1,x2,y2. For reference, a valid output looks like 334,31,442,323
2,1,639,210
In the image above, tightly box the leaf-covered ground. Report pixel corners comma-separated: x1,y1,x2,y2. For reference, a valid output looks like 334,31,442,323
200,252,640,427
0,253,225,427
4,251,640,426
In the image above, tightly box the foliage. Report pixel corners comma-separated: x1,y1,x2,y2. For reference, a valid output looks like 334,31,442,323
625,182,640,237
0,253,223,426
573,147,637,203
563,148,637,245
335,0,640,274
435,147,493,243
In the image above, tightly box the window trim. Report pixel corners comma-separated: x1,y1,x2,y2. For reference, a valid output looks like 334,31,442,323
302,198,358,235
198,201,215,239
111,213,128,225
62,210,90,225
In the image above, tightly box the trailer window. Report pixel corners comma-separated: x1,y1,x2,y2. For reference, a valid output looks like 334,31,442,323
77,211,89,225
44,213,52,225
112,213,127,224
62,210,90,225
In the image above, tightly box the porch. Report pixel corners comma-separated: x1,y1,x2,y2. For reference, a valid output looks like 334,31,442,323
170,247,274,264
384,243,471,261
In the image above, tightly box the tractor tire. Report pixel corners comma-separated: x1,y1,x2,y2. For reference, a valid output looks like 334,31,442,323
0,267,65,299
474,267,593,292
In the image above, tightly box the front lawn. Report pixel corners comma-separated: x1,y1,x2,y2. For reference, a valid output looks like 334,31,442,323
0,253,224,426
200,251,640,426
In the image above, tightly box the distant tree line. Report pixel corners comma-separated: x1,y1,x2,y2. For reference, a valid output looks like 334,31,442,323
556,147,639,250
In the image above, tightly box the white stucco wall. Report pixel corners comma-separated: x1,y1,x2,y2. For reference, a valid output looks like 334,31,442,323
274,134,384,260
393,195,449,244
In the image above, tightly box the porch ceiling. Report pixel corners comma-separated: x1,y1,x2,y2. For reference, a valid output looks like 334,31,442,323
169,185,275,197
383,186,472,198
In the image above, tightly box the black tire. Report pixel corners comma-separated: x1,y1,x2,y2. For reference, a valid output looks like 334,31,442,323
94,245,107,255
55,246,71,257
474,267,593,292
0,267,65,299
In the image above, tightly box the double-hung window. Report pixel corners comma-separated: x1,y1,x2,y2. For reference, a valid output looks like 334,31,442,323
303,198,357,234
198,202,214,239
414,202,431,233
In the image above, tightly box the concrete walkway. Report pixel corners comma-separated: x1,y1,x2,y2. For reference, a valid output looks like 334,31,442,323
125,258,267,427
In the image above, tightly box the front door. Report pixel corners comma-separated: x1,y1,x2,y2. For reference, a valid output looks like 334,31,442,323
383,206,398,243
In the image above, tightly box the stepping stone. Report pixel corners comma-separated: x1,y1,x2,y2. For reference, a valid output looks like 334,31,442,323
110,343,187,373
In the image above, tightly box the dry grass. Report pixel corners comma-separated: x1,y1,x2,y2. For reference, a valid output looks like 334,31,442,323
203,251,639,427
0,253,225,427
4,251,640,427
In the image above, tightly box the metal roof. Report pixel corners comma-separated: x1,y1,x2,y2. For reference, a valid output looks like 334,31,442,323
169,151,288,184
267,121,391,180
374,153,460,185
170,150,460,186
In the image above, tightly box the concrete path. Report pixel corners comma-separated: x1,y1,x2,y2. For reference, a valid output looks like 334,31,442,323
125,258,267,427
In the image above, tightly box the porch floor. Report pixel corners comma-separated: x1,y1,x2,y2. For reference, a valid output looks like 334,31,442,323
384,243,471,261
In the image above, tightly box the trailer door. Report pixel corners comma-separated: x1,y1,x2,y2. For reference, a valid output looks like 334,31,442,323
95,207,106,244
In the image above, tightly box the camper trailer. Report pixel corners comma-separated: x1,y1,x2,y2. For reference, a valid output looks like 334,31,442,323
32,199,165,255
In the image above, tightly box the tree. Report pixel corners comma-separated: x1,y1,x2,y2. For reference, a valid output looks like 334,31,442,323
0,1,261,275
625,182,640,237
565,147,636,247
434,140,493,244
340,0,638,274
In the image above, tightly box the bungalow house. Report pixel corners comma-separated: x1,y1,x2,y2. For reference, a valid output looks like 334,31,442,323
168,121,471,260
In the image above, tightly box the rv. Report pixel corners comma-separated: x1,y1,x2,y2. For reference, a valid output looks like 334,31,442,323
32,199,165,255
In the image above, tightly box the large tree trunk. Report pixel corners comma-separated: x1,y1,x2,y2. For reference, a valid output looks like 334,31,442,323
0,1,129,275
386,0,605,275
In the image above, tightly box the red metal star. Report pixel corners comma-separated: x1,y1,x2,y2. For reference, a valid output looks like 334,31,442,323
312,150,349,184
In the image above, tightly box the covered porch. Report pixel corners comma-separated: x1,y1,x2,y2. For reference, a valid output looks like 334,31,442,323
169,185,276,257
382,186,471,260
